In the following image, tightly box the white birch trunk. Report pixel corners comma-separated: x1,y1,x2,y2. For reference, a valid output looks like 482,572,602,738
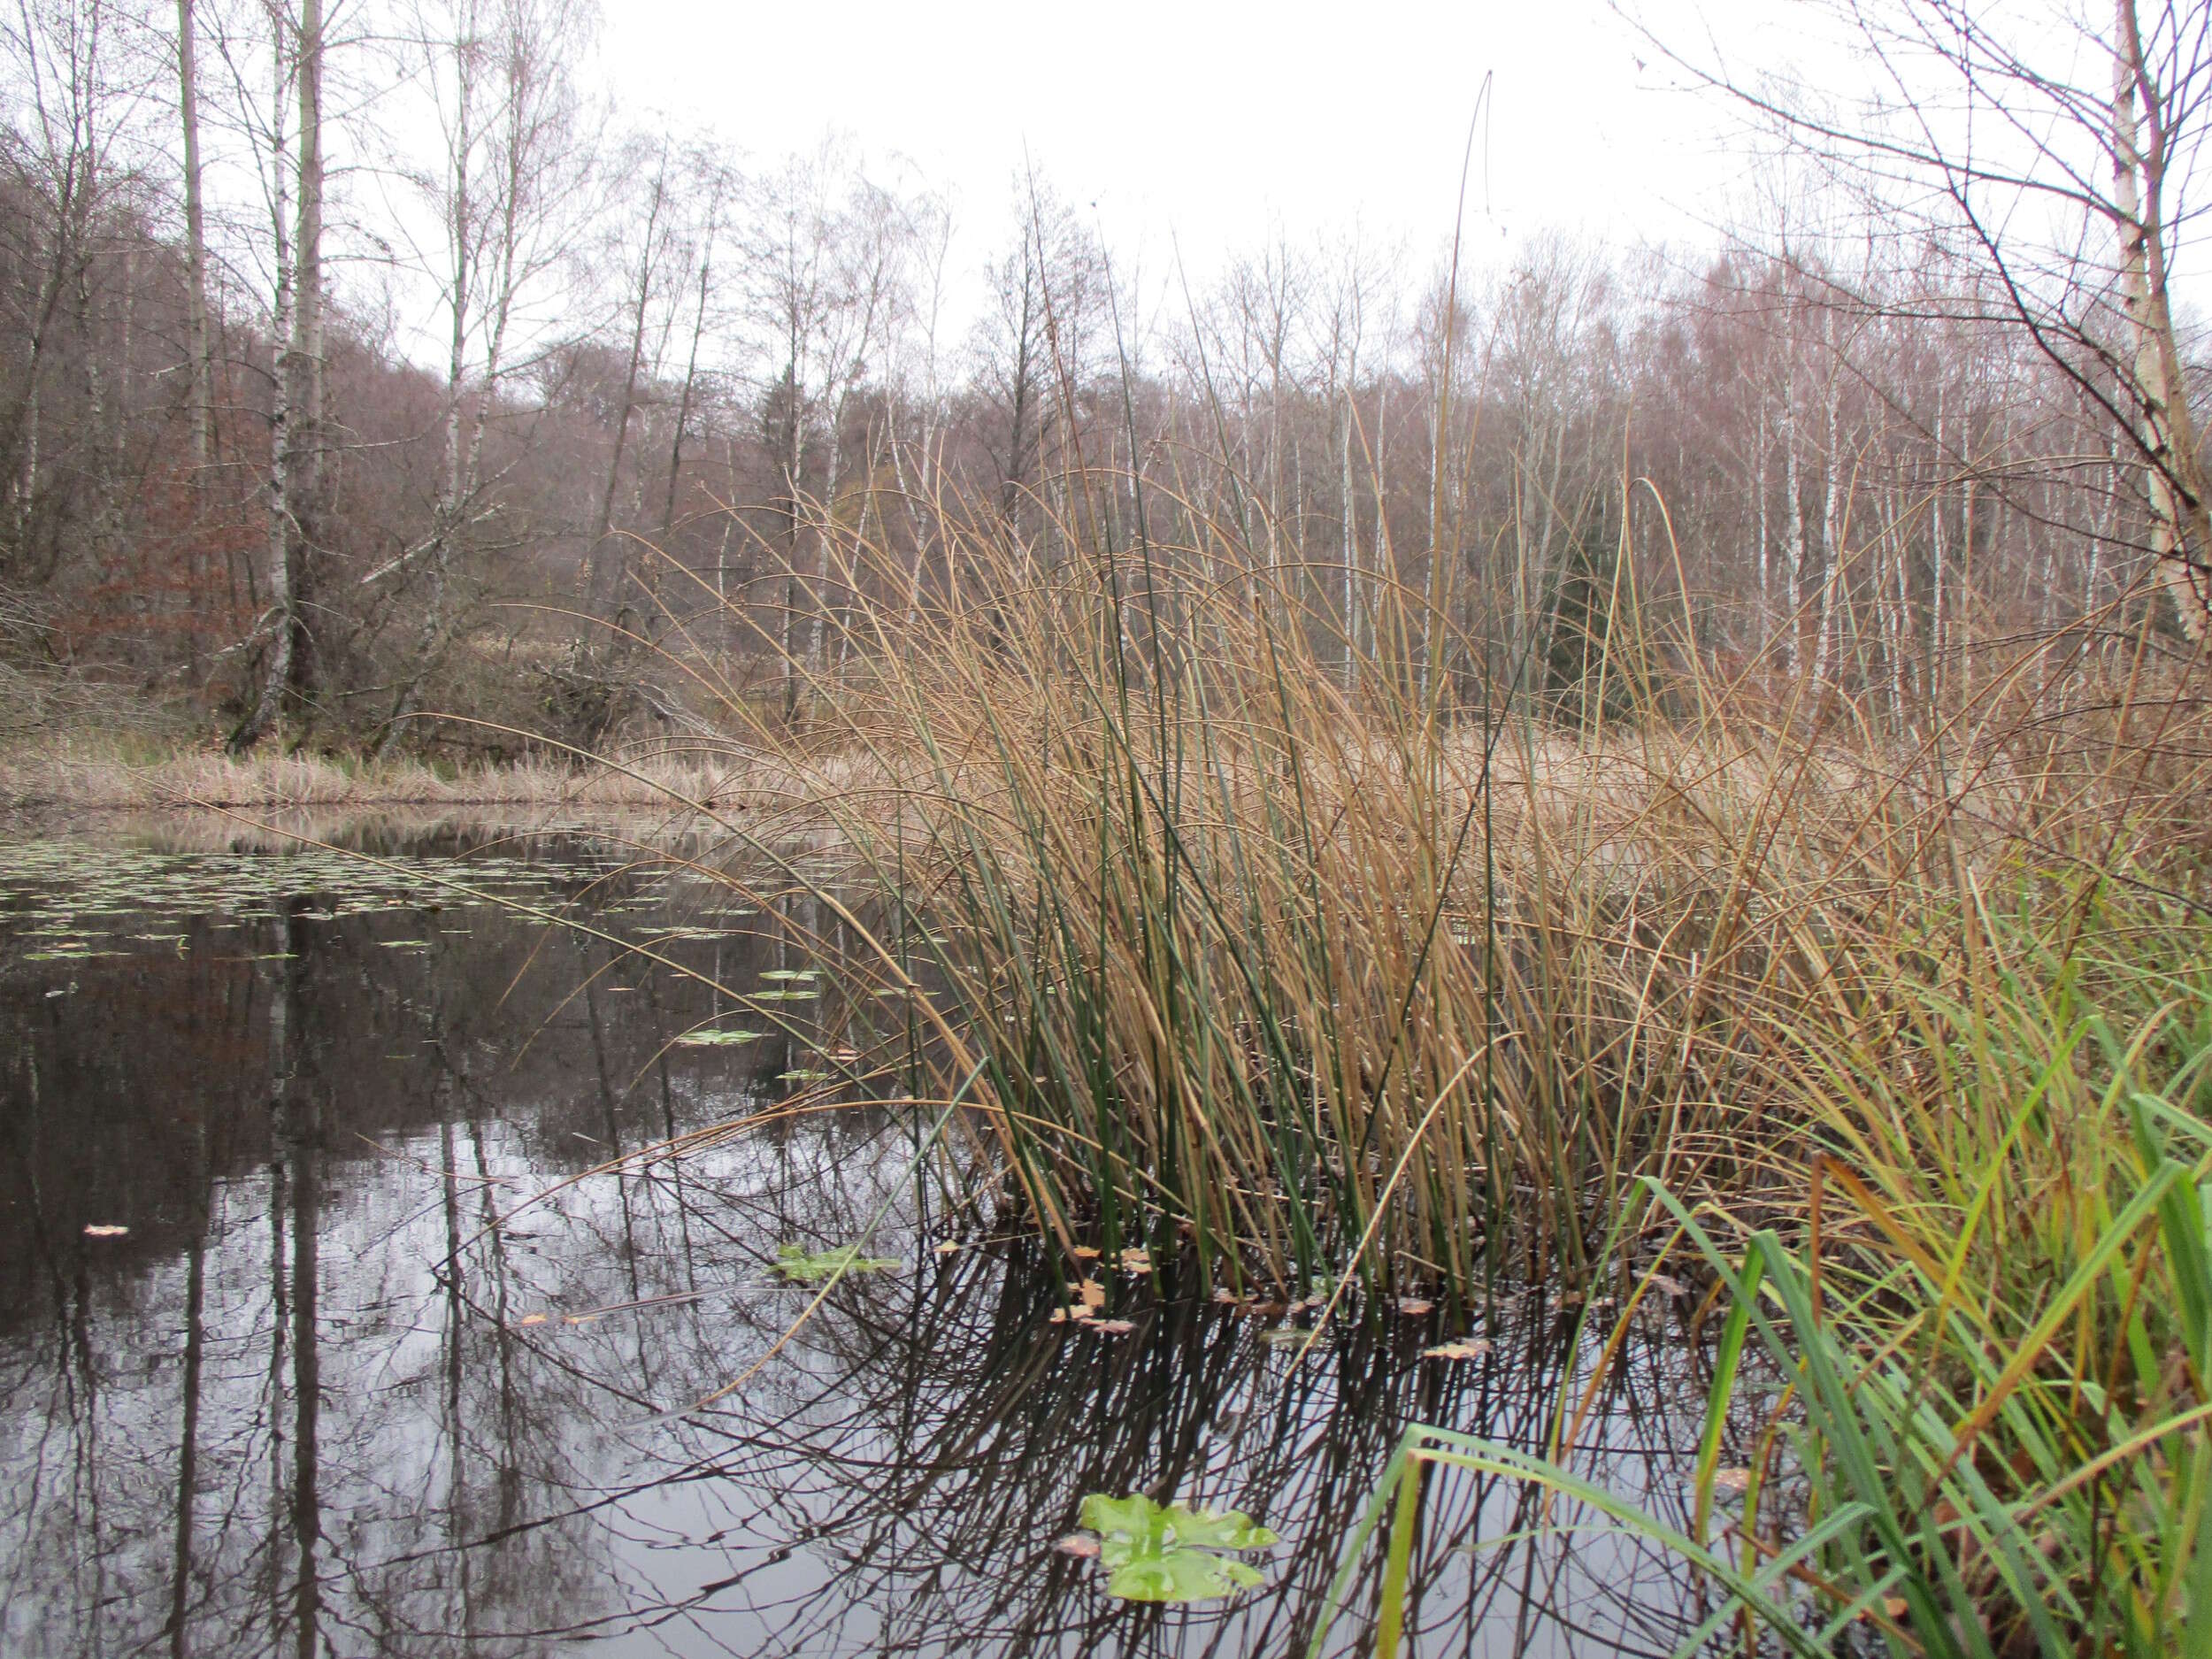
178,0,212,480
234,19,296,751
2113,1,2210,643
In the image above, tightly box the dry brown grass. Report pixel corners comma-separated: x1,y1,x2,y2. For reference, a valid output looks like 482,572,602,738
0,730,872,817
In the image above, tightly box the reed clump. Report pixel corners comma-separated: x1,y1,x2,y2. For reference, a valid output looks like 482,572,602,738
647,466,2212,1324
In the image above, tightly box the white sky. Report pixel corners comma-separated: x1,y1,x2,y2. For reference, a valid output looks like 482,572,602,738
597,0,1809,296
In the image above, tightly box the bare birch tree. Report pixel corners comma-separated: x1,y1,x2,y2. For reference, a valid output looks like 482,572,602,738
1633,0,2212,642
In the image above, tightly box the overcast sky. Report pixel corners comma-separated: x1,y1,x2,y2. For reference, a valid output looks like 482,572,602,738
595,0,1818,294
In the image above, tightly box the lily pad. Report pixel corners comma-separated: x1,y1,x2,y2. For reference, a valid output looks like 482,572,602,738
772,1242,902,1282
675,1027,763,1047
1073,1493,1277,1602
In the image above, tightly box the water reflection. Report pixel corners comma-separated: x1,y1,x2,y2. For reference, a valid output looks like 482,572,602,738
0,823,1743,1657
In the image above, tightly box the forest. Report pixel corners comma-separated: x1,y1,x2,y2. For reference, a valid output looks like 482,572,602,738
3,0,2204,766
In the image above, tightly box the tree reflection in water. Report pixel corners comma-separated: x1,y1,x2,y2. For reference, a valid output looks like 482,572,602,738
0,828,1746,1657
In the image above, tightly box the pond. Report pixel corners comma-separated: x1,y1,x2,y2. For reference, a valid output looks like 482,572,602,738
0,817,1740,1657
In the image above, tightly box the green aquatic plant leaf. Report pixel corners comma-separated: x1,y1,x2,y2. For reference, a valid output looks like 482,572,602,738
772,1242,900,1282
675,1027,763,1047
1073,1494,1277,1602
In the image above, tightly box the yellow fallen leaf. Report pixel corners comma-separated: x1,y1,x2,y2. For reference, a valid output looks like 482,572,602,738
1396,1297,1434,1316
934,1240,961,1256
516,1314,549,1326
1071,1246,1101,1260
1423,1340,1491,1360
1076,1279,1106,1311
1119,1247,1152,1274
81,1224,129,1238
1709,1467,1753,1493
1088,1317,1135,1334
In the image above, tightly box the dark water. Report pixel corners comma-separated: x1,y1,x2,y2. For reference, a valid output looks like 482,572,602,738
0,818,1739,1658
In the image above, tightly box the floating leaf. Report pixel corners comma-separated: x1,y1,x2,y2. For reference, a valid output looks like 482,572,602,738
1056,1534,1102,1558
1088,1317,1135,1334
1396,1297,1434,1316
1118,1247,1152,1274
675,1027,764,1047
1049,1278,1111,1325
1709,1466,1754,1493
772,1242,901,1282
81,1224,129,1238
1423,1339,1491,1361
1072,1494,1277,1602
1106,1553,1264,1601
1070,1245,1101,1260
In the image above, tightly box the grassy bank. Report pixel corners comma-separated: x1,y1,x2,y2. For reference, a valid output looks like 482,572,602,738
0,727,819,814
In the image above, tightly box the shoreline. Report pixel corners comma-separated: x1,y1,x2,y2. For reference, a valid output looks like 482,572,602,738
0,741,772,817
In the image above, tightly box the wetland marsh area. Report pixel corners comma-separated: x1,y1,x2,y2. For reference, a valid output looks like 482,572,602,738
12,0,2212,1647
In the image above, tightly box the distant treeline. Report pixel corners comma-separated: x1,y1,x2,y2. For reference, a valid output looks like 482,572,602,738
2,0,2205,753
